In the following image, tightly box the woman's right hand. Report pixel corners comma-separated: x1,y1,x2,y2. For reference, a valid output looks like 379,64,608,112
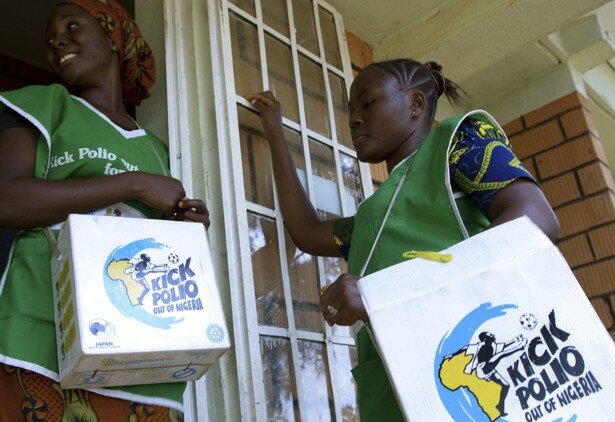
242,91,342,257
320,273,368,326
128,172,186,215
0,126,189,229
244,91,284,141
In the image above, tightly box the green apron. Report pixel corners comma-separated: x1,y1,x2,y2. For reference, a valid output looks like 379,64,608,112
348,112,502,420
0,84,185,409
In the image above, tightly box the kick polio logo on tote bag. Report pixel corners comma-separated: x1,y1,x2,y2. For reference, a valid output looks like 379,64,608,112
436,304,603,421
358,217,615,421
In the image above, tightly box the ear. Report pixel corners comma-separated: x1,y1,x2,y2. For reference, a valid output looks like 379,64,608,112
409,91,426,118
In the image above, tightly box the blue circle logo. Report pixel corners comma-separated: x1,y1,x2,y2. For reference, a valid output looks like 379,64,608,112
103,238,184,329
173,367,197,379
206,324,225,343
434,303,578,422
89,318,115,339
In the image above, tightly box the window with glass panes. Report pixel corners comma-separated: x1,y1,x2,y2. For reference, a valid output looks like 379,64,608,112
219,0,370,419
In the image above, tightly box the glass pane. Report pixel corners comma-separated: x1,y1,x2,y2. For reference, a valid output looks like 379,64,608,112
323,254,347,289
230,12,261,96
332,345,359,421
282,129,322,332
324,256,350,337
329,72,352,149
318,7,342,68
340,154,364,215
284,128,306,192
249,213,287,327
266,35,300,123
285,229,322,332
297,340,334,421
300,55,331,137
261,336,299,420
309,139,341,216
229,0,256,16
263,0,290,37
317,209,351,338
237,105,274,208
293,0,319,55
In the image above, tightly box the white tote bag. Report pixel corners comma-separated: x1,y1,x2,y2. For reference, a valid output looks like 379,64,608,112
358,217,615,421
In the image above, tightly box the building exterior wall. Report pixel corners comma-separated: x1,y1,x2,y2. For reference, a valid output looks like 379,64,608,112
502,93,615,339
586,80,615,180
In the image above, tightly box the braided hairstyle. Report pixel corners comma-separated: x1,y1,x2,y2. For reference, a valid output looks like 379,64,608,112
364,58,464,123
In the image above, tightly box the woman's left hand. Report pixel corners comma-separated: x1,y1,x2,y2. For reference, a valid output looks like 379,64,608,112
320,273,368,326
167,197,210,229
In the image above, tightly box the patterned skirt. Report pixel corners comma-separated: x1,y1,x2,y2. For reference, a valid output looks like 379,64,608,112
0,365,183,422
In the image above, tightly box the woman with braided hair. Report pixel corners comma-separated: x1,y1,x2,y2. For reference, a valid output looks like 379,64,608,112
246,58,558,420
0,0,209,419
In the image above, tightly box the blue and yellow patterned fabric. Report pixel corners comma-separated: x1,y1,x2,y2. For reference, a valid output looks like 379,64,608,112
450,117,534,214
333,117,535,260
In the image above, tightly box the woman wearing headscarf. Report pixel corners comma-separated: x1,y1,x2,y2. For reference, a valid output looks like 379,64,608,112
0,1,207,419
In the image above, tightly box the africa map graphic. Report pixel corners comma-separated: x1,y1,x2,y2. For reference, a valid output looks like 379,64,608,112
439,332,527,420
103,238,184,329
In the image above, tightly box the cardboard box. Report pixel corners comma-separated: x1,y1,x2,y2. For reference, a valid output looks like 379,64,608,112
50,214,229,388
358,217,615,421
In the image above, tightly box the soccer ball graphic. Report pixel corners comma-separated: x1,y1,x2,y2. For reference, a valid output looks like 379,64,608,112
168,253,180,264
519,313,538,330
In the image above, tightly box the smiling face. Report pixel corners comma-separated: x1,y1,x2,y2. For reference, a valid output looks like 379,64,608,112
45,3,119,90
348,66,419,165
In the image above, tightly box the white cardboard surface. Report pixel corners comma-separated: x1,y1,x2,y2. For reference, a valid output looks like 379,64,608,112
51,214,230,388
358,217,615,421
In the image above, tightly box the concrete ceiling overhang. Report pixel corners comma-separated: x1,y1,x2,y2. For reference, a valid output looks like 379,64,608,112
329,0,609,81
329,0,614,119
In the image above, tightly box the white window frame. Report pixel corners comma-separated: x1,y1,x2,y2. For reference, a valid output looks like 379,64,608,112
213,0,374,420
163,0,373,419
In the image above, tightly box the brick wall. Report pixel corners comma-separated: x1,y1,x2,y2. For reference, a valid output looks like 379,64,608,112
503,92,615,339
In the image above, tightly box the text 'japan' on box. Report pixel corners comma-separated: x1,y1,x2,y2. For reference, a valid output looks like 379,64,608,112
50,214,230,388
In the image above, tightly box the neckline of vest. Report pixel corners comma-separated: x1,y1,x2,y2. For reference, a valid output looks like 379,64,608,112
70,95,147,139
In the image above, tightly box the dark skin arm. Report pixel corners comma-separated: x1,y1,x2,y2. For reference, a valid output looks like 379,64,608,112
321,174,559,327
245,92,341,257
0,126,209,229
246,93,560,327
244,93,365,325
487,178,559,242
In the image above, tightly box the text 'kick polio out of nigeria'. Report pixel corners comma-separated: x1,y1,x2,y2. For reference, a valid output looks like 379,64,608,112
436,303,603,422
103,238,206,330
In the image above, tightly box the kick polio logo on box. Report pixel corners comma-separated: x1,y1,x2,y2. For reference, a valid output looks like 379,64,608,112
104,238,205,329
101,236,225,341
52,214,230,388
